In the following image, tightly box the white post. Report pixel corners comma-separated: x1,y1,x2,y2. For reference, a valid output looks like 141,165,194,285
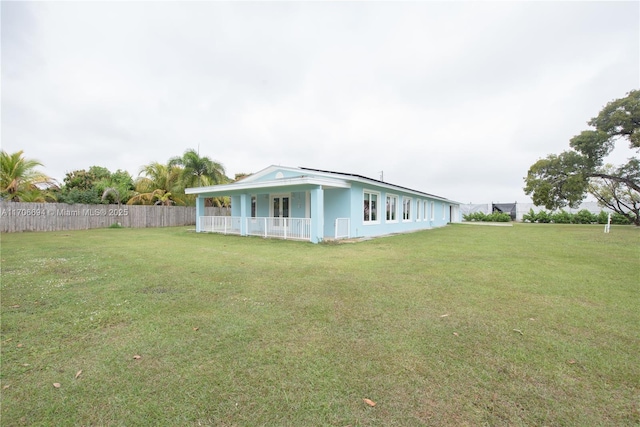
195,196,205,232
604,212,611,233
310,186,324,243
239,194,247,236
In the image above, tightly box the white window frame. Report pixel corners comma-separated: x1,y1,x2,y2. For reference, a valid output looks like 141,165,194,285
250,195,257,219
270,193,292,217
430,201,435,221
403,197,412,222
363,190,380,224
423,200,428,221
386,194,399,223
416,199,421,222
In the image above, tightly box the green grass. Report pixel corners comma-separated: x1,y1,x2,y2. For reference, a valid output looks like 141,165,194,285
1,224,639,426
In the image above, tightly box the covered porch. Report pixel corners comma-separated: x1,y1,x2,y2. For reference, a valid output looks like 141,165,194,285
198,216,312,241
186,174,351,243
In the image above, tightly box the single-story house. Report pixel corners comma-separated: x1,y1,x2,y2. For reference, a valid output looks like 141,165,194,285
186,165,461,243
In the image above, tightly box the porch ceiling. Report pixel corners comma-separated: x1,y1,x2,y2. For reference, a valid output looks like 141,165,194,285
185,176,351,197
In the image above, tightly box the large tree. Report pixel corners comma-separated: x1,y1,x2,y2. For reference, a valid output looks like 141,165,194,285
57,166,134,204
0,150,55,202
168,149,230,207
524,90,640,225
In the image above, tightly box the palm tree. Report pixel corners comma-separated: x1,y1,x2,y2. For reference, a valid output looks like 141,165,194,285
0,150,55,201
127,162,186,205
169,149,228,188
127,188,177,206
101,187,121,207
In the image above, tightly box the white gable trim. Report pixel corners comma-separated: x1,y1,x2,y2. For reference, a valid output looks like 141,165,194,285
235,165,303,183
186,175,350,196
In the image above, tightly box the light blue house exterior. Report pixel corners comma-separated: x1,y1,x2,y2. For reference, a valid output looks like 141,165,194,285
186,166,461,243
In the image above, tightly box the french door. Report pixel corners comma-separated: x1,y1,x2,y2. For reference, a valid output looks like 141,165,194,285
270,195,290,226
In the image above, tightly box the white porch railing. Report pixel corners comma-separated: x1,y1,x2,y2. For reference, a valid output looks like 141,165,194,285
199,216,311,241
247,217,311,241
335,218,350,239
199,216,242,235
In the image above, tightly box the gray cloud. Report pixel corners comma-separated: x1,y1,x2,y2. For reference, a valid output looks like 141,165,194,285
2,1,638,204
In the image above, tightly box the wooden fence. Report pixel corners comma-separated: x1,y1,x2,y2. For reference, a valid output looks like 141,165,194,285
0,202,229,233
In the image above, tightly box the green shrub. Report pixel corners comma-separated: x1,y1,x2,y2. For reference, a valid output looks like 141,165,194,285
524,208,633,225
522,208,536,223
572,209,597,224
463,212,511,222
597,211,610,224
522,209,551,223
535,210,552,223
551,210,572,224
611,212,632,225
463,212,487,222
488,212,511,222
596,211,632,225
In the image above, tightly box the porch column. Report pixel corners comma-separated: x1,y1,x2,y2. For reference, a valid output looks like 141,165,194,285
196,196,205,232
240,193,248,236
310,186,324,243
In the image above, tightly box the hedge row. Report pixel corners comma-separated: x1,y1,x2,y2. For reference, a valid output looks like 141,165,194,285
463,212,512,222
522,209,631,225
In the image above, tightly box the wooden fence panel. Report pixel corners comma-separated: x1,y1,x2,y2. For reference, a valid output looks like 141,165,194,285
0,202,228,233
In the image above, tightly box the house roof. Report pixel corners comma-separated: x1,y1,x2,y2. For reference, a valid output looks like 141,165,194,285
186,165,460,204
185,165,350,197
298,167,457,203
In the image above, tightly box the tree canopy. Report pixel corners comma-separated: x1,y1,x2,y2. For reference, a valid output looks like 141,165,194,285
0,150,55,202
524,90,640,225
168,149,228,188
1,148,231,207
128,162,185,206
57,166,135,204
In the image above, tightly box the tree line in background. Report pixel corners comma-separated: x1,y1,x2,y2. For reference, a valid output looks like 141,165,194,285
0,148,242,207
3,91,638,222
524,89,639,226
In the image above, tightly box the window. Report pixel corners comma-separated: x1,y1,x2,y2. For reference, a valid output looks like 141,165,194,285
386,194,398,222
403,197,412,221
251,195,257,218
430,201,435,221
423,200,428,220
363,191,379,223
416,199,421,221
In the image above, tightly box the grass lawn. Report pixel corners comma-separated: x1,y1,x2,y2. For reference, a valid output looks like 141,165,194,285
1,224,639,426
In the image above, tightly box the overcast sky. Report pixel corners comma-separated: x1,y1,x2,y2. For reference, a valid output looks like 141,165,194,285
2,1,639,204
